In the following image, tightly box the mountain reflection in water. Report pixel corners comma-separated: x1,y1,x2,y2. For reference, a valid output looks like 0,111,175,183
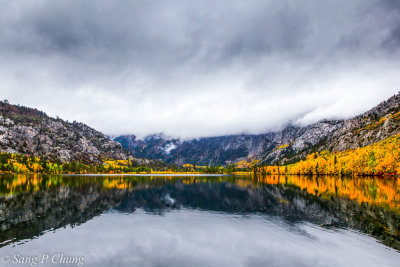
0,174,399,266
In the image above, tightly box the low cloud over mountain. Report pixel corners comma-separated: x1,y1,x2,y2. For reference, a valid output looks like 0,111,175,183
1,0,399,137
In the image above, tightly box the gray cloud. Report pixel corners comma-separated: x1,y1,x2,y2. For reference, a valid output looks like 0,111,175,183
0,0,399,137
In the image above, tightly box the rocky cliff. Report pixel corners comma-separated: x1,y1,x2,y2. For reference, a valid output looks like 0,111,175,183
324,93,400,151
0,101,129,163
115,92,400,166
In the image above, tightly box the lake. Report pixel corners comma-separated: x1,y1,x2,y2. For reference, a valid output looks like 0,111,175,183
0,174,399,266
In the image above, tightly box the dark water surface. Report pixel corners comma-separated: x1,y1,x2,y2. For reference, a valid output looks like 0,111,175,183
0,174,399,266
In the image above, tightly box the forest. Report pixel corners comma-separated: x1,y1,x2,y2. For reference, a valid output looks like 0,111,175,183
255,133,400,176
1,133,399,176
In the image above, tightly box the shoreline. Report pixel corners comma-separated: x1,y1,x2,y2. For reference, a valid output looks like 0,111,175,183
0,171,398,178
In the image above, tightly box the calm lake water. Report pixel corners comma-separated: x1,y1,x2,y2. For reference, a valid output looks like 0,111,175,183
0,174,399,267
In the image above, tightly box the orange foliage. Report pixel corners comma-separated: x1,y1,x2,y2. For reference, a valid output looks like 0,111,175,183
254,175,400,211
256,134,400,176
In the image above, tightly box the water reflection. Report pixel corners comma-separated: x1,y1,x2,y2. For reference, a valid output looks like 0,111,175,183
0,174,399,253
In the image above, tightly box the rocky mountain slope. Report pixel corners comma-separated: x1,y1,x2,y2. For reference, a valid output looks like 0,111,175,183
115,92,400,166
0,100,129,163
323,93,400,152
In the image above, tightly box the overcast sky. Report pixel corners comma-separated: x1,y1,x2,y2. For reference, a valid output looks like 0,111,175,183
1,0,399,138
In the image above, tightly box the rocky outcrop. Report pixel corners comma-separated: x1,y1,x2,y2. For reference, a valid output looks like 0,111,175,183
260,120,343,164
0,101,129,163
324,93,400,152
115,92,400,166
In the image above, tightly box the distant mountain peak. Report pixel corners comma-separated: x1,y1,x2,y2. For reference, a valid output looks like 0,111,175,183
115,92,400,166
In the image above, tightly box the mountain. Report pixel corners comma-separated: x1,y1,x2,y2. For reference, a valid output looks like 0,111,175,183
115,121,342,166
322,93,400,151
0,100,129,164
115,92,400,166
